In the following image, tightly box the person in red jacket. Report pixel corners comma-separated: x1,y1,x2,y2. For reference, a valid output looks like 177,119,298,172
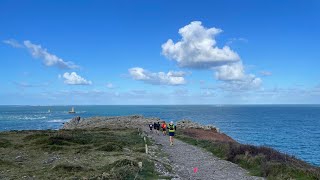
161,121,167,136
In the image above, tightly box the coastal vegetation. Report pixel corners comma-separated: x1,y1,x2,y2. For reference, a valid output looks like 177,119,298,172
1,115,319,179
176,129,320,180
0,128,161,179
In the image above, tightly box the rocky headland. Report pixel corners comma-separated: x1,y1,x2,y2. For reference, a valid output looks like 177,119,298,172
63,115,235,143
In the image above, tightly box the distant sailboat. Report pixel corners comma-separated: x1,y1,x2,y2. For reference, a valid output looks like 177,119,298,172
48,109,51,113
69,107,76,114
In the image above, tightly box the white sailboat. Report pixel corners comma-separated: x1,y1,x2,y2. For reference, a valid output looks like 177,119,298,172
68,107,76,114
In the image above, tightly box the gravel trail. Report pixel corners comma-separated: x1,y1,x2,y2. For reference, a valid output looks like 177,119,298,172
146,129,264,180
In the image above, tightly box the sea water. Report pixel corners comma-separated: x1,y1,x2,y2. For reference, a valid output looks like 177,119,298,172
0,105,319,166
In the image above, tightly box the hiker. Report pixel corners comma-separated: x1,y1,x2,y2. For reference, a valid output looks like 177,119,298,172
156,122,160,135
161,121,167,135
149,123,153,133
153,122,158,135
167,121,176,146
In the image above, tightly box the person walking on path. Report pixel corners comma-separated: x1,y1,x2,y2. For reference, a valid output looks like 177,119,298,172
153,122,158,135
148,123,153,133
156,121,160,135
167,121,176,146
161,121,167,136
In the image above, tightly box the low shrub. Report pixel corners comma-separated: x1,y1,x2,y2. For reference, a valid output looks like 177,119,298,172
53,163,84,172
96,143,123,152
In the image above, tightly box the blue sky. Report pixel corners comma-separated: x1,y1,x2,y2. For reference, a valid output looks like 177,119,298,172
0,0,319,105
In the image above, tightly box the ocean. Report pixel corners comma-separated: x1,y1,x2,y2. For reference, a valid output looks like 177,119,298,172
0,105,319,166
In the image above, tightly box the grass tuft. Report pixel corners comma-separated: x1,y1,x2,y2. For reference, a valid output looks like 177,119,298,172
0,138,11,148
53,163,84,172
96,142,123,152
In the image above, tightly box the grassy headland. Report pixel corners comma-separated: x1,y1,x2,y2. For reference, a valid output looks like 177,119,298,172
0,128,160,179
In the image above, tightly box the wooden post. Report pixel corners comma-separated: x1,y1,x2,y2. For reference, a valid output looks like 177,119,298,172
145,144,148,154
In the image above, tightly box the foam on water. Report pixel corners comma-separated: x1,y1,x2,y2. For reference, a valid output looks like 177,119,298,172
47,119,69,123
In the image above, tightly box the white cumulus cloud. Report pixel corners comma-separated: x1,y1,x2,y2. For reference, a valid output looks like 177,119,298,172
215,62,246,81
161,21,240,69
162,21,262,90
129,67,186,85
24,40,79,69
62,72,92,85
215,62,262,90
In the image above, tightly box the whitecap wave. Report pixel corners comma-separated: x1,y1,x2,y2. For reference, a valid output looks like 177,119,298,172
48,119,68,123
19,116,47,120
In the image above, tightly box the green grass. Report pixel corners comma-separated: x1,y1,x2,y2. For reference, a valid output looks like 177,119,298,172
96,142,123,151
0,138,11,148
53,163,85,172
0,128,163,179
176,130,320,180
0,159,16,167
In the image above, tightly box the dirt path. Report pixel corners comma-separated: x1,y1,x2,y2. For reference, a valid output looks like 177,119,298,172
146,129,264,180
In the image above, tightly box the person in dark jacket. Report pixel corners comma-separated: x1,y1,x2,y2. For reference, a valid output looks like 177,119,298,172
149,123,153,132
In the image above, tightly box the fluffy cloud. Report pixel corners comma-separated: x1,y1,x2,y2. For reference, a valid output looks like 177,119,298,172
162,21,262,90
23,41,79,69
3,39,23,48
62,72,92,85
162,21,240,69
129,67,186,85
215,62,262,90
215,62,246,81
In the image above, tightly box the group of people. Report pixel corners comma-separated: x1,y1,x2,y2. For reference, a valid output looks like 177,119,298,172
149,121,176,146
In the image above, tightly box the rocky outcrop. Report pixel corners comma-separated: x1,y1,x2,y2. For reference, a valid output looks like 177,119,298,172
177,119,219,132
63,115,221,133
63,115,160,130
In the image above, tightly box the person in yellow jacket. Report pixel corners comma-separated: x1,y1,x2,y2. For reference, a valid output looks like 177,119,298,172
167,121,176,146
